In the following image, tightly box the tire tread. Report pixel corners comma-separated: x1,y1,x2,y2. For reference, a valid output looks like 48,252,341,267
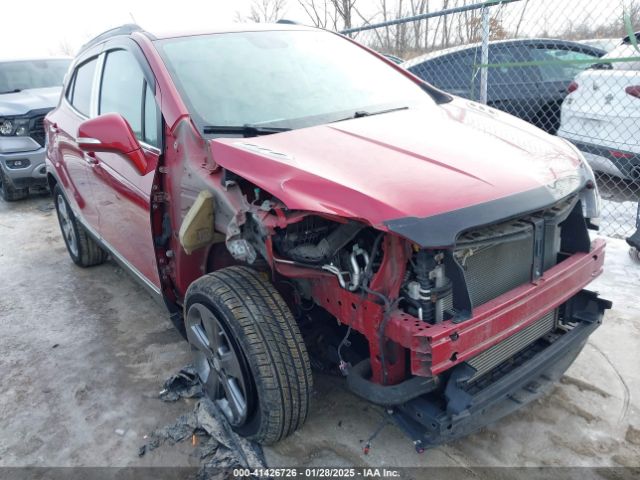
53,185,107,267
186,266,312,444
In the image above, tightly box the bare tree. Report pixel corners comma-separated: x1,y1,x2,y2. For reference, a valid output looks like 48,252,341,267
294,0,639,60
237,0,288,23
422,0,430,52
394,0,407,54
297,0,358,30
297,0,338,28
408,0,428,51
514,0,529,37
553,0,639,41
50,39,76,57
430,0,448,50
333,0,358,30
371,0,421,56
379,0,392,51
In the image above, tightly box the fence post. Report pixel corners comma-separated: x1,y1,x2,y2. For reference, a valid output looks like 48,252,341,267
480,3,490,104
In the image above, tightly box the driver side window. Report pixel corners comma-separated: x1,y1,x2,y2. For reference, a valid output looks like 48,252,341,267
99,49,160,147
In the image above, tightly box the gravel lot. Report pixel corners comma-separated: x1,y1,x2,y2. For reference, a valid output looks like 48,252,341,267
0,194,639,475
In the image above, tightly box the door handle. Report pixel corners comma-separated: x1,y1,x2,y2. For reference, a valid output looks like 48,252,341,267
84,152,98,165
50,122,59,134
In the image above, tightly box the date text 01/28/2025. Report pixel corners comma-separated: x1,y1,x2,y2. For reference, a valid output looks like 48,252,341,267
232,468,401,478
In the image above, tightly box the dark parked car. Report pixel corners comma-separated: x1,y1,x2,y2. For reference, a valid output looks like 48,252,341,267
404,39,605,133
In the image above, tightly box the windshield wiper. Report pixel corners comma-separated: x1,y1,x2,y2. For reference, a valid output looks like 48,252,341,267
0,89,22,94
332,105,409,123
203,124,291,137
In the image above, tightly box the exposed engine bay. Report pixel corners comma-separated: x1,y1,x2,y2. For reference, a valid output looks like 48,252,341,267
271,216,453,325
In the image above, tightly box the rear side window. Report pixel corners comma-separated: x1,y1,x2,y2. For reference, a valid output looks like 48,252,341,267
410,52,479,92
488,47,534,85
68,58,97,116
529,48,600,82
100,49,160,147
604,44,640,71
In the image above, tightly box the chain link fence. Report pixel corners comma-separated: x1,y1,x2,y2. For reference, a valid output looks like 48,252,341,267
342,0,640,239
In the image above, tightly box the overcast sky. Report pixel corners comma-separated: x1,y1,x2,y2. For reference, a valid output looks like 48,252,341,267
1,0,635,59
1,0,276,58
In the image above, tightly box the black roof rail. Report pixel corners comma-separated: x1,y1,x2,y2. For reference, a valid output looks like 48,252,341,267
80,24,145,52
276,19,304,25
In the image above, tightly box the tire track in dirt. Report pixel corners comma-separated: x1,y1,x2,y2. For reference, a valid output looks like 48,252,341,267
587,342,631,424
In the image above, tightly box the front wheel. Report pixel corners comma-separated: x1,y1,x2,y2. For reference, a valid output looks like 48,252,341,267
185,266,313,444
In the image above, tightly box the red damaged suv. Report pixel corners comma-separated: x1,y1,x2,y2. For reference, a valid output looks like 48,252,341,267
46,23,611,447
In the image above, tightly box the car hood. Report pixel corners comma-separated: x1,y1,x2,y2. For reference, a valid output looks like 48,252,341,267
0,86,61,116
210,98,586,247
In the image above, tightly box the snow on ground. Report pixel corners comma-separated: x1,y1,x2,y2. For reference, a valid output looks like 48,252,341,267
597,174,639,239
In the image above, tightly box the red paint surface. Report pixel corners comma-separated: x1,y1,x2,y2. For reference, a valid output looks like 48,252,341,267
211,99,582,229
45,27,605,388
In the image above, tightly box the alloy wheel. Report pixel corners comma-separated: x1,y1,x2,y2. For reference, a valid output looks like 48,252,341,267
56,194,78,257
186,302,251,426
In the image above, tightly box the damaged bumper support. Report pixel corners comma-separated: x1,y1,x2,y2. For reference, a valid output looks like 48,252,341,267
390,290,611,447
314,239,606,386
337,238,610,449
385,238,606,378
347,359,440,406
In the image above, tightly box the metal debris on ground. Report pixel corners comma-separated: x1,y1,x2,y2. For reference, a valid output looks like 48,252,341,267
363,414,392,455
158,365,204,402
140,367,266,478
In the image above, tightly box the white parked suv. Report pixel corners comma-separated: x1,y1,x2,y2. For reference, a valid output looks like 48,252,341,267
558,33,640,181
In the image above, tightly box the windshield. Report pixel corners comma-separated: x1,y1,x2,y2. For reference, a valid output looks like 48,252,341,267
156,30,436,131
0,59,70,93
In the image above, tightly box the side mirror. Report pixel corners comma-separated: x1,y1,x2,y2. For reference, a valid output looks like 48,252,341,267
77,113,148,174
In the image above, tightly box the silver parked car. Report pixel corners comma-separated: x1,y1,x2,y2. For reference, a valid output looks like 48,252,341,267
0,58,70,201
